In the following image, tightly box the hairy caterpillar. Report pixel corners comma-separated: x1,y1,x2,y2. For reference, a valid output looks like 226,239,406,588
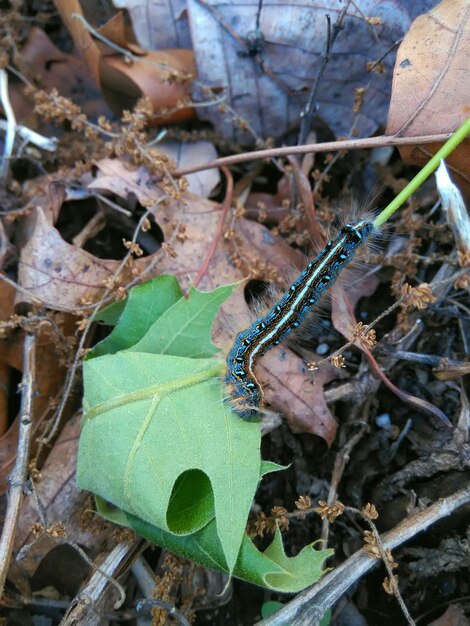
225,219,376,419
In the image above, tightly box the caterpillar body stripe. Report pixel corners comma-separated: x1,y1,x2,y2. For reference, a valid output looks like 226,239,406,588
225,219,375,419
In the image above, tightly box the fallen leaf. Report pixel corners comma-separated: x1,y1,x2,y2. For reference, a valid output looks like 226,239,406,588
187,0,435,143
259,348,338,445
18,205,118,311
54,1,196,122
11,415,112,587
8,27,104,124
428,603,470,626
386,0,470,198
159,140,221,198
100,49,196,123
113,0,192,49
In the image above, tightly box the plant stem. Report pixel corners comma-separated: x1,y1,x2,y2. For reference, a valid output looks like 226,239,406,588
373,116,470,227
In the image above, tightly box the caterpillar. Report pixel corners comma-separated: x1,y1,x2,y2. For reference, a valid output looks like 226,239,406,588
225,218,375,419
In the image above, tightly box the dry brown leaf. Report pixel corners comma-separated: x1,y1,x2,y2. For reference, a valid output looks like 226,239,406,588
11,415,112,586
54,0,196,122
428,604,470,626
17,206,119,311
100,49,196,123
260,349,338,445
8,27,103,124
386,0,470,198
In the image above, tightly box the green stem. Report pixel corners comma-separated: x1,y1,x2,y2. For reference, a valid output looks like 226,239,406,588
373,116,470,227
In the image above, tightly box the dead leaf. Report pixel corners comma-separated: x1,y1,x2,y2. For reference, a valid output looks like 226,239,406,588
93,11,146,56
8,27,103,124
187,0,430,143
386,0,470,198
159,140,220,197
100,49,196,123
428,604,470,626
17,205,119,311
245,174,291,224
260,348,338,445
11,414,112,586
113,0,192,49
54,1,196,123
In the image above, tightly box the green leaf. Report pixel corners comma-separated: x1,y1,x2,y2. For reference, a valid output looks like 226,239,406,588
129,283,234,358
78,352,261,576
260,460,288,477
91,275,182,358
261,601,285,619
93,299,127,327
97,497,333,593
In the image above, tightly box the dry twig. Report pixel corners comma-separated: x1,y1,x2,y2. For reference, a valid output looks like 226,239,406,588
172,132,454,178
256,486,470,626
0,333,36,595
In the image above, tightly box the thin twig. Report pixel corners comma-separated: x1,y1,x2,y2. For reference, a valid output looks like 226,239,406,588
0,68,16,183
256,486,470,626
0,333,36,595
350,509,416,625
171,132,454,178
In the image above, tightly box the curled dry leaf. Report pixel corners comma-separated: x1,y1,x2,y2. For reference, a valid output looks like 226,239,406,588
386,0,470,199
54,0,196,123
